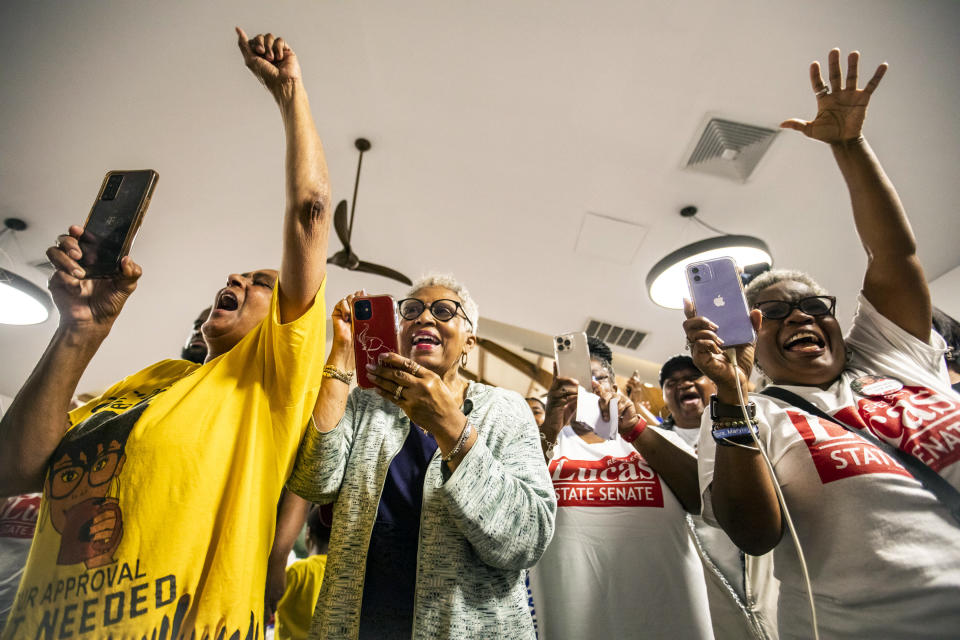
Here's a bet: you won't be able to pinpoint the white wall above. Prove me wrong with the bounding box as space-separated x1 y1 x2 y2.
931 265 960 319
0 394 12 416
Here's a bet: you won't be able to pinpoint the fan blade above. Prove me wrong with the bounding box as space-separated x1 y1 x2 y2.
354 260 413 286
327 250 351 267
333 200 351 249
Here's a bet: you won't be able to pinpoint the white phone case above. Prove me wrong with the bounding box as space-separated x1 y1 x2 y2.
554 332 593 390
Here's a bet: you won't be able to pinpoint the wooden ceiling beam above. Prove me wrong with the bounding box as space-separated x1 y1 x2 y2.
461 368 494 386
477 338 553 389
526 356 545 397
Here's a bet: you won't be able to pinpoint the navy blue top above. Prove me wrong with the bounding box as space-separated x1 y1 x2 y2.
359 424 438 639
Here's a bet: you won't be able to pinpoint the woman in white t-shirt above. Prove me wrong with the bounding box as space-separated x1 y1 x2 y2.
529 337 713 640
683 49 960 639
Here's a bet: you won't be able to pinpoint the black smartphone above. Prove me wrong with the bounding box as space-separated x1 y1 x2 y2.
79 170 159 278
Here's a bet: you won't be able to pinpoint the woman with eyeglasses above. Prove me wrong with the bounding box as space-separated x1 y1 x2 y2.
683 49 960 639
531 337 713 640
286 274 556 639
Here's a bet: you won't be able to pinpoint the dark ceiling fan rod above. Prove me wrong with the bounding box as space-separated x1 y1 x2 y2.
347 138 371 244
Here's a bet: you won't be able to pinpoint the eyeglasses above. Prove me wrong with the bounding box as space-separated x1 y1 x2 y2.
398 298 473 328
48 448 123 499
753 295 836 320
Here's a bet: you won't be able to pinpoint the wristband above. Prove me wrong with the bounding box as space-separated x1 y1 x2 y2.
712 422 759 447
621 418 648 443
710 395 755 420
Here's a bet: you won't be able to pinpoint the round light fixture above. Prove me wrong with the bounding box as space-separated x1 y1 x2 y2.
0 218 54 325
0 267 53 325
646 235 772 309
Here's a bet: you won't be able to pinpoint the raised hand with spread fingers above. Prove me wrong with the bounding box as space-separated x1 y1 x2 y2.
780 48 887 145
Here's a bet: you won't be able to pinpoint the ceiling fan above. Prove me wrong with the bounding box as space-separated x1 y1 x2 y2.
327 138 412 286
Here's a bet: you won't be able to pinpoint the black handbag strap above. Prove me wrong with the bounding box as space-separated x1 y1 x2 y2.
760 386 960 526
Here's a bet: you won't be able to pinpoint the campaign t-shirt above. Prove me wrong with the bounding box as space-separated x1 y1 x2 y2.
2 282 326 639
276 554 327 640
664 425 779 640
528 426 712 639
698 295 960 639
0 495 41 628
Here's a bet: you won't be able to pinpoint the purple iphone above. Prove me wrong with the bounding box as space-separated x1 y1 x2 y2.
686 257 756 347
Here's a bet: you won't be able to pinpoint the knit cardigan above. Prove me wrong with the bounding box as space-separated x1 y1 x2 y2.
287 381 556 639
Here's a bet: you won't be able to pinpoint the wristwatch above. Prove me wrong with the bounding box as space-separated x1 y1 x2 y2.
710 395 756 421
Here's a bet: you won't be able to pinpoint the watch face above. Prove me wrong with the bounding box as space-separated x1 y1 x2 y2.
711 396 754 420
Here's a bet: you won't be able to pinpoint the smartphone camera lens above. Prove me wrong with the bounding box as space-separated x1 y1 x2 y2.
692 267 700 273
354 300 373 321
102 175 123 201
694 275 701 281
556 337 563 344
564 339 571 346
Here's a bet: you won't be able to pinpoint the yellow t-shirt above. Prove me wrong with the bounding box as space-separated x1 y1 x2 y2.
275 554 327 640
2 282 325 639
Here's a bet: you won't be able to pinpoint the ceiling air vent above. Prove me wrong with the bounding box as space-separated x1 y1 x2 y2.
586 319 647 351
684 117 778 183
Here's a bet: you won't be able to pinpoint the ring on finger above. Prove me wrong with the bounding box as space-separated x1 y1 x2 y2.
815 86 829 97
393 384 404 401
410 363 421 376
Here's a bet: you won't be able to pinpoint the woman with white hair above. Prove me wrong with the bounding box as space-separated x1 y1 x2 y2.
683 49 960 638
287 275 556 639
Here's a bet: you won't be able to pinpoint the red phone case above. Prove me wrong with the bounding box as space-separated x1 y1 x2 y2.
352 295 400 389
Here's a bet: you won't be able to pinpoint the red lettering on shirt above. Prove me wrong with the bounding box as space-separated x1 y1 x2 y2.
549 452 664 507
832 385 960 472
0 494 41 539
786 412 912 484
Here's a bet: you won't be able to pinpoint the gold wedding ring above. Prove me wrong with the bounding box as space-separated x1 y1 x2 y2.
394 385 404 401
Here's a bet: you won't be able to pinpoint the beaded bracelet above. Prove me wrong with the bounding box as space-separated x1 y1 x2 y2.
322 366 353 384
711 418 757 429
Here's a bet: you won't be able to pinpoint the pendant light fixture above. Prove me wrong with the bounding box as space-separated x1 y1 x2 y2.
646 206 772 309
0 218 53 325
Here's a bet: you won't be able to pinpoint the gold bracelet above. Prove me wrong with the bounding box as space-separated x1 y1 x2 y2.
322 366 353 385
442 419 473 463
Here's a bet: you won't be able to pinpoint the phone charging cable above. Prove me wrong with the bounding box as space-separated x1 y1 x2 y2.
724 348 819 640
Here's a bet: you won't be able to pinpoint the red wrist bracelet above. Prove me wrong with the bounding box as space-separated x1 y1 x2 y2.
621 418 647 443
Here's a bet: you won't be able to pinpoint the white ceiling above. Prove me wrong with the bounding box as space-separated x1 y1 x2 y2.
2 0 958 399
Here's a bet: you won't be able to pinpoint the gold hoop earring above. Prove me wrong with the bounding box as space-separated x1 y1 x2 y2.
460 352 468 368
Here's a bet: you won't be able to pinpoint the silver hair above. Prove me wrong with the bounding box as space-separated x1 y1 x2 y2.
406 273 479 333
744 269 829 308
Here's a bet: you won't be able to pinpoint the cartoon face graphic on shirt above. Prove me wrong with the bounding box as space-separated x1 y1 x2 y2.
46 402 146 568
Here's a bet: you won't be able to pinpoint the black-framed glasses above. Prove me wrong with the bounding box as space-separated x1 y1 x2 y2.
398 298 473 327
753 295 836 320
48 448 123 499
